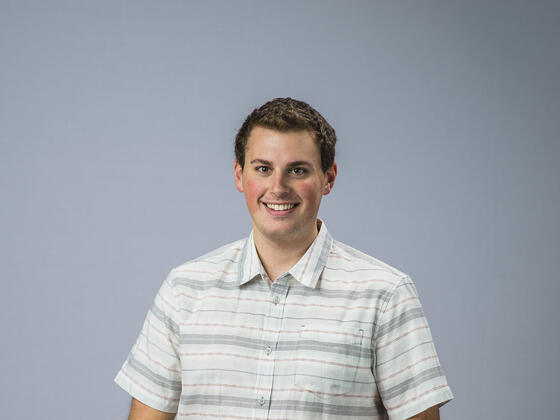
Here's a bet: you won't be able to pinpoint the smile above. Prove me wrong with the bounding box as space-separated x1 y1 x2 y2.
264 203 298 211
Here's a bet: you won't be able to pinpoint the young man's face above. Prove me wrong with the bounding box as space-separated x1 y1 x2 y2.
234 126 337 246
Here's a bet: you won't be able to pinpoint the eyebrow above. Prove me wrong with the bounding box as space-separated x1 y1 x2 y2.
250 159 273 166
287 160 313 167
249 159 313 167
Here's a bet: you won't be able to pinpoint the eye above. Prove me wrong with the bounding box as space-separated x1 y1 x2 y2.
290 167 307 175
255 166 270 174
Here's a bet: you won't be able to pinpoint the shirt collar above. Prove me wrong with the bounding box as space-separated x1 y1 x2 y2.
237 219 333 289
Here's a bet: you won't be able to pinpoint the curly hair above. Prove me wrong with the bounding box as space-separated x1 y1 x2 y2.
235 98 337 172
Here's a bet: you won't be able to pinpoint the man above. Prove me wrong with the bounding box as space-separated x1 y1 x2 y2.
115 98 453 419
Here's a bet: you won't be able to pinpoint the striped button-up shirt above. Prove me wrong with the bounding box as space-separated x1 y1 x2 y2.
115 221 453 419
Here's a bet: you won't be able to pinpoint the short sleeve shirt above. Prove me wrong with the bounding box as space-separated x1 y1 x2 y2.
114 221 453 419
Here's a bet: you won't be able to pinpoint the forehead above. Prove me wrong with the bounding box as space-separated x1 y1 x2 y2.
245 127 320 163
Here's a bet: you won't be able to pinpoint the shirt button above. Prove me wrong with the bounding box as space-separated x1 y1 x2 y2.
258 396 266 406
264 346 272 355
272 295 280 305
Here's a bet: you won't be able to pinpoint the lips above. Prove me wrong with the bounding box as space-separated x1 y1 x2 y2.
265 203 297 211
262 202 300 216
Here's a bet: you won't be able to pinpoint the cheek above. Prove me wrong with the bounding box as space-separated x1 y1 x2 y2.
297 181 323 203
243 179 264 203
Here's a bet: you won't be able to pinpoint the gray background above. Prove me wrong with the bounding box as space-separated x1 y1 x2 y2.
1 1 558 419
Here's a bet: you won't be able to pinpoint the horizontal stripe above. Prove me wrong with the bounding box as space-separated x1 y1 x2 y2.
174 277 392 300
384 296 420 313
179 352 369 370
190 257 241 265
135 346 181 374
377 355 439 383
178 413 262 419
291 285 391 300
181 383 377 399
118 369 180 402
178 291 382 311
178 395 381 416
376 307 426 339
178 307 377 325
145 317 179 347
386 384 451 411
178 414 258 419
127 354 181 391
178 334 364 357
150 302 179 335
176 268 238 276
383 366 445 400
181 367 375 385
180 323 370 339
376 326 430 350
324 265 395 273
320 277 396 286
376 340 435 366
138 332 179 359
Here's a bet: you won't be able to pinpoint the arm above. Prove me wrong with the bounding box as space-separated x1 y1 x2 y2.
128 398 176 420
408 404 440 420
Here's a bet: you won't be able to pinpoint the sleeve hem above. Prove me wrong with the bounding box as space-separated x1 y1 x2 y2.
387 387 454 420
114 370 179 414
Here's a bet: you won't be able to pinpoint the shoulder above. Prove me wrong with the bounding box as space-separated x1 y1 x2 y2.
166 238 247 283
325 238 410 293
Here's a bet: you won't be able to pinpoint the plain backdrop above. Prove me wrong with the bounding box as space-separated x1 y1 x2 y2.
1 1 559 419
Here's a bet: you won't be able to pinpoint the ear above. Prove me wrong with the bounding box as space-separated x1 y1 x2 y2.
234 159 244 193
323 162 337 196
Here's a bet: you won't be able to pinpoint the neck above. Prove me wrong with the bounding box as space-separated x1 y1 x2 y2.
253 224 318 282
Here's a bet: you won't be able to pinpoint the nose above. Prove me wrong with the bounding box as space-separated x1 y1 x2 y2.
270 170 290 196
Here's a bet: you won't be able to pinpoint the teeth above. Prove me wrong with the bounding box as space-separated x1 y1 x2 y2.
266 203 296 211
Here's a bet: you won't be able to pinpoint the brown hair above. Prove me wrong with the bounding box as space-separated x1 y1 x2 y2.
235 97 337 172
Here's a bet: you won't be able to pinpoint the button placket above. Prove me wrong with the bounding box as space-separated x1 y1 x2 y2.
253 277 289 416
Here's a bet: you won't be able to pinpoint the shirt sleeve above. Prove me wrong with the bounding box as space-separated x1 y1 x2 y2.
114 272 182 413
373 276 453 420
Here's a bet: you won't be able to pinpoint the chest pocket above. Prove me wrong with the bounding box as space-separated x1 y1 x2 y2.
294 324 364 396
